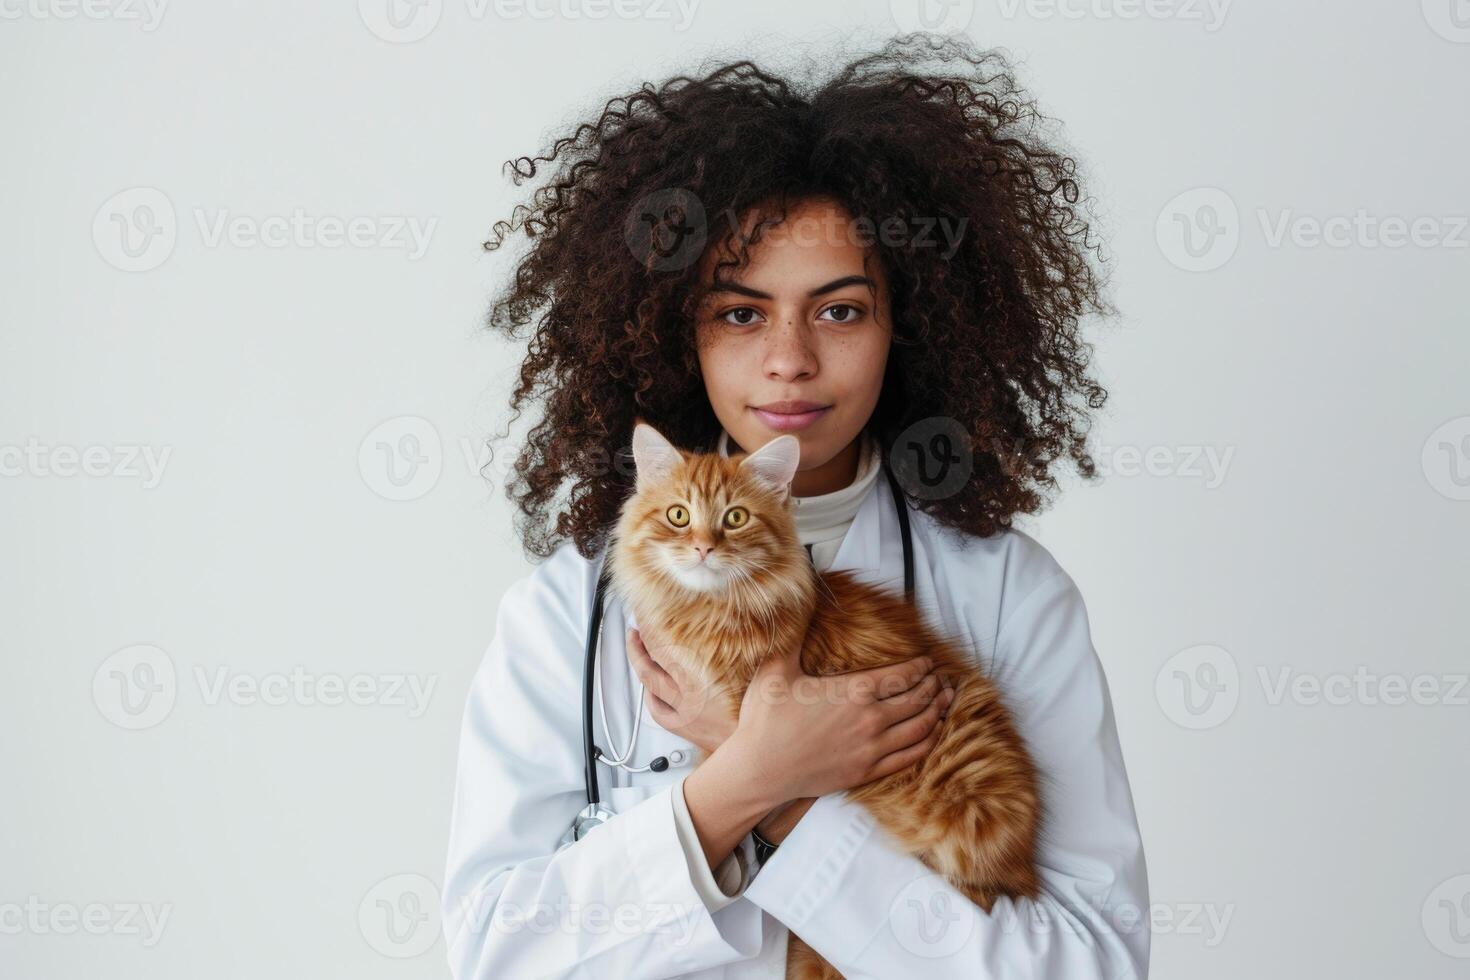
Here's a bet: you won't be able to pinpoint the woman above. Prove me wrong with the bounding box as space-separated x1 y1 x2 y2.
442 34 1149 979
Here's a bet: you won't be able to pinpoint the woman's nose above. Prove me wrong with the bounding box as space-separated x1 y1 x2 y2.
762 318 818 379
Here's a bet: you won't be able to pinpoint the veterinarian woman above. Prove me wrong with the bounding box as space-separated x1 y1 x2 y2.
441 37 1149 979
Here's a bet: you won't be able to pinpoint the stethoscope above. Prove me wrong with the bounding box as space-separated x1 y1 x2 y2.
565 459 915 842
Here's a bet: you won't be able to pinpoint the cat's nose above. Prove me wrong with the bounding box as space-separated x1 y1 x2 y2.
693 544 714 561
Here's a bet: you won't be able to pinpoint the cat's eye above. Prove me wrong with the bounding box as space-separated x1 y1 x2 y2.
666 505 690 527
723 506 749 529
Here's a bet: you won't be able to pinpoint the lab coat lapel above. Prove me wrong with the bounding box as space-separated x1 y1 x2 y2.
824 471 906 594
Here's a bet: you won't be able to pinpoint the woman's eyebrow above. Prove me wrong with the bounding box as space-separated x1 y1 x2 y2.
708 274 875 300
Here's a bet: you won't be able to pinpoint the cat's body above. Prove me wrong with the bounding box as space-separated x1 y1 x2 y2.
609 424 1041 980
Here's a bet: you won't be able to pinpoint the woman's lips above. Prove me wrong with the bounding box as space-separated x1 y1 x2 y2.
749 405 831 431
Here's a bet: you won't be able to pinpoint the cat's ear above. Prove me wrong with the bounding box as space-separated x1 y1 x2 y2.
738 434 801 499
630 422 685 491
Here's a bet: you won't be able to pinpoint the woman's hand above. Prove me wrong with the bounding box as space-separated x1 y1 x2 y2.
725 642 955 810
627 624 737 758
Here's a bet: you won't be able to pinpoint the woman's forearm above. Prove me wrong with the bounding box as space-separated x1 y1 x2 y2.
681 738 786 872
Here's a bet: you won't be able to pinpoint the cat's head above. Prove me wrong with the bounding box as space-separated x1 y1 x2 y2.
609 421 808 599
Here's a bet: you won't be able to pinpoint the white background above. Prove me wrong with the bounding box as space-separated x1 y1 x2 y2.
3 2 1467 978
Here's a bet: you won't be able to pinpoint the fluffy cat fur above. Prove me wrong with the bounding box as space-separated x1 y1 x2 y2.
606 422 1042 980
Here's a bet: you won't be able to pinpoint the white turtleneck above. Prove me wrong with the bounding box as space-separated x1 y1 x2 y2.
671 425 884 911
716 427 881 572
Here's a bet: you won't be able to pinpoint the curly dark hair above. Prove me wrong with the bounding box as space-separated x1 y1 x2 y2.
481 32 1114 561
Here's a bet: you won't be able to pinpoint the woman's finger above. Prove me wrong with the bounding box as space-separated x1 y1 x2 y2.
644 688 676 725
628 629 677 701
851 654 932 703
878 672 943 723
867 723 944 783
876 685 952 756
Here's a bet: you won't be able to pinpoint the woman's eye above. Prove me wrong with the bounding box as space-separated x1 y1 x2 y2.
666 505 689 527
720 307 762 327
820 303 863 324
723 506 749 529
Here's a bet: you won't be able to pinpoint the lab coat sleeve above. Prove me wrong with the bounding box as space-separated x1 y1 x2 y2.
440 554 767 979
670 774 760 912
741 569 1151 979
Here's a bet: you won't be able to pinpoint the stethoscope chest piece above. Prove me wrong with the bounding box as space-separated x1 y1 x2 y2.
569 801 616 842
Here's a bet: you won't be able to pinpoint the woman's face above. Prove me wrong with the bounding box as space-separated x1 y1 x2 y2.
694 197 893 497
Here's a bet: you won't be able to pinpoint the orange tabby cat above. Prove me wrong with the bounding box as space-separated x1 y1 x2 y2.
607 422 1041 980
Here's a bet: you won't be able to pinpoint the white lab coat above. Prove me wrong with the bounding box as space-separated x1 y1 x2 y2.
441 474 1150 979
